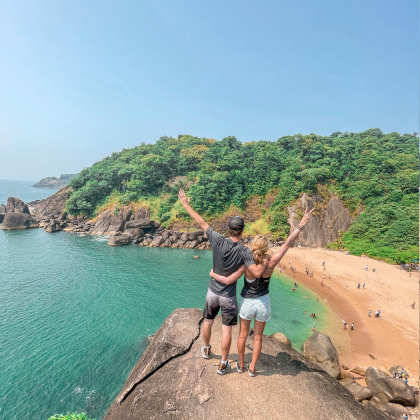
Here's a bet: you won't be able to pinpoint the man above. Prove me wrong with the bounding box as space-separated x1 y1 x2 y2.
178 190 266 375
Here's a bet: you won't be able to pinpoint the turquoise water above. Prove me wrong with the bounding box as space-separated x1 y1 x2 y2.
0 179 57 205
0 180 327 420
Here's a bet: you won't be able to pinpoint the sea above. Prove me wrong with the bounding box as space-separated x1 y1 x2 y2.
0 179 332 420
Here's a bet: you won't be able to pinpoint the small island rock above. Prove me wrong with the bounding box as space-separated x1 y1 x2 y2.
1 212 38 230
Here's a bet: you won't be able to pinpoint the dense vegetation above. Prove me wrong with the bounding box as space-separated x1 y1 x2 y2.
66 129 419 263
48 413 94 420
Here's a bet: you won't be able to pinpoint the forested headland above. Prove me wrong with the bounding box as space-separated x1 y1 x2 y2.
65 129 419 264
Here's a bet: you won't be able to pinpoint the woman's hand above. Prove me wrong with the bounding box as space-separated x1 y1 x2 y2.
298 207 315 229
210 269 214 277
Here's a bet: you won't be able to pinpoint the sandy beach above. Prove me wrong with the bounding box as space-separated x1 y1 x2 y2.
272 247 419 386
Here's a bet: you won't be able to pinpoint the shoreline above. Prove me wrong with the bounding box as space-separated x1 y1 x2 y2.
271 246 419 386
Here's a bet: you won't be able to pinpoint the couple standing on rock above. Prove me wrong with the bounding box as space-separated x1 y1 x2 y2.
178 190 314 376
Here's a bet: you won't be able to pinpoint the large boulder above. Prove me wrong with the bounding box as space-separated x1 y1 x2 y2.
389 365 409 378
108 233 132 246
367 377 416 406
271 332 291 346
365 367 391 385
45 221 63 233
150 236 163 247
303 331 340 379
342 380 373 402
5 197 30 214
104 310 389 420
114 308 203 404
125 219 154 229
351 366 366 376
125 228 144 240
1 212 38 230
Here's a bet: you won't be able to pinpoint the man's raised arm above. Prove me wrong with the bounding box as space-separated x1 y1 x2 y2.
178 190 209 232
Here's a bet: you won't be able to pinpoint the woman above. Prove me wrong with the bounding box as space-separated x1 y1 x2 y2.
210 207 313 376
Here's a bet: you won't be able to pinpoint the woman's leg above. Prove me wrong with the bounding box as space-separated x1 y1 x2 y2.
248 320 266 372
237 317 251 369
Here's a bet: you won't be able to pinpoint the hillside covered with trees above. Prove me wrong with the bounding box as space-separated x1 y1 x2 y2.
66 129 419 264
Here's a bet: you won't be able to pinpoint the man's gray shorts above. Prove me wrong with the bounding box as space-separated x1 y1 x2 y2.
203 289 238 326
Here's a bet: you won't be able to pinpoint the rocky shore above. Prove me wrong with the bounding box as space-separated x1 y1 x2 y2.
1 186 357 252
0 188 286 249
104 308 418 419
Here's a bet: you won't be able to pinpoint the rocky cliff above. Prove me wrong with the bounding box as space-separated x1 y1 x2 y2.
287 193 354 248
104 309 393 420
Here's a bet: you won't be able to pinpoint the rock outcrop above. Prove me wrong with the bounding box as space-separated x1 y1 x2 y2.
0 204 6 222
108 233 132 246
27 187 70 219
287 193 353 248
5 197 30 214
1 212 38 230
302 331 341 379
271 332 291 346
1 197 38 230
104 309 388 420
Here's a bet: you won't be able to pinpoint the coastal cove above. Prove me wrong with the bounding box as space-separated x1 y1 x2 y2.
0 184 334 420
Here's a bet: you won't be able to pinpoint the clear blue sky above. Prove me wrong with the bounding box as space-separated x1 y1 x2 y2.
0 0 418 181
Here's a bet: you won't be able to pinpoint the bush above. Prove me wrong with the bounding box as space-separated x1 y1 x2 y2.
48 413 95 420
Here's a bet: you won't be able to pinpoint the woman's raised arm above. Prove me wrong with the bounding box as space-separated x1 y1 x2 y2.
268 207 314 269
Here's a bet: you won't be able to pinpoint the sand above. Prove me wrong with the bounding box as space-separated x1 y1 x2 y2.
271 247 419 386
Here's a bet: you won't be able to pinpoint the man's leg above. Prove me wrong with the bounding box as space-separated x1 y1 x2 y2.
202 289 220 357
249 320 266 372
237 318 251 369
202 318 214 347
221 324 232 361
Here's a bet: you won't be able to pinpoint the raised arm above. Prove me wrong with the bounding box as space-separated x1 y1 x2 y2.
268 207 314 269
210 265 246 285
178 190 209 232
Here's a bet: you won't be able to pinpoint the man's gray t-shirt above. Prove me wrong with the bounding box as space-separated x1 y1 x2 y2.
206 227 255 298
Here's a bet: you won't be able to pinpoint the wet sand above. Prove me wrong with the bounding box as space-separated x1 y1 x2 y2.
271 247 419 386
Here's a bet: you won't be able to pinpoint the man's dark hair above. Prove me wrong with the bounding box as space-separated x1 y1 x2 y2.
228 228 243 238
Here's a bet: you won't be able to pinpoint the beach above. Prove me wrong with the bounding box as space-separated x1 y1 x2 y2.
272 247 419 386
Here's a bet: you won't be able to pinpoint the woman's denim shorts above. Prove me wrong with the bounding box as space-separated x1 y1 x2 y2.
239 294 271 322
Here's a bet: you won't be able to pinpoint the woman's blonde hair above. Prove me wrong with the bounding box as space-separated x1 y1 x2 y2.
250 235 269 265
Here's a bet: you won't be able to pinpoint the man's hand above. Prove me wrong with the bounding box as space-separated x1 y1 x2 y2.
178 190 190 207
177 189 209 232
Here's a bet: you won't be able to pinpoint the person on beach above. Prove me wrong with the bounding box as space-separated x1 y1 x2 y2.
411 302 415 309
368 309 372 317
343 322 347 330
357 283 361 289
210 207 314 377
328 283 331 289
178 190 267 375
365 265 368 271
363 282 365 289
351 323 354 330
